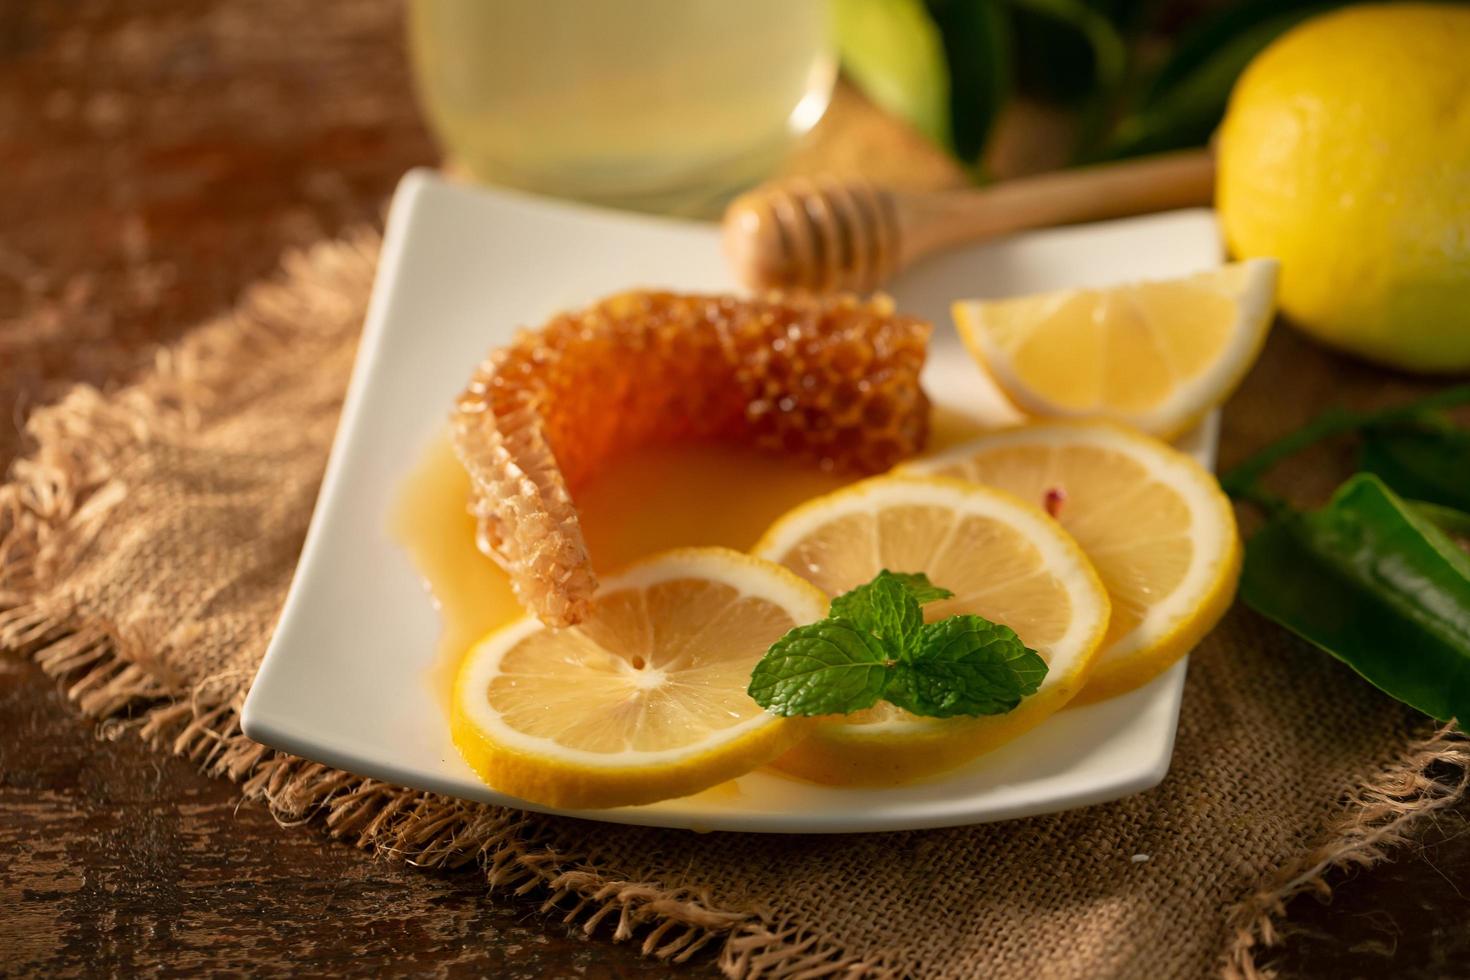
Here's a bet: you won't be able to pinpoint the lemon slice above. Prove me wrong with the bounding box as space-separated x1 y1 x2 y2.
451 547 828 809
954 260 1278 438
754 476 1110 786
904 421 1239 703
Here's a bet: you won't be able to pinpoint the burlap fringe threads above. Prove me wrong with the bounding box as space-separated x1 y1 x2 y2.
2 230 1465 979
0 230 896 980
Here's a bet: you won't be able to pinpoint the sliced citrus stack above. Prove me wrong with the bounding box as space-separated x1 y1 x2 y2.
953 260 1278 438
904 421 1239 703
753 476 1110 785
451 547 828 809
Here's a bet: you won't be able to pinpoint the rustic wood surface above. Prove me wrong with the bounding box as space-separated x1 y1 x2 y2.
2 3 1467 977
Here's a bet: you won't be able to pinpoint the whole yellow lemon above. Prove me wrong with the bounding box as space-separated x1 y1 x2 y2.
1216 3 1470 372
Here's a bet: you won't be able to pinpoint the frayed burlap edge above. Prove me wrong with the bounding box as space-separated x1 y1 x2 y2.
0 230 898 980
1221 722 1469 978
2 229 1465 979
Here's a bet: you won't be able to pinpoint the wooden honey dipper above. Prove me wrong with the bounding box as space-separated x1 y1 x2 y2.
723 149 1215 293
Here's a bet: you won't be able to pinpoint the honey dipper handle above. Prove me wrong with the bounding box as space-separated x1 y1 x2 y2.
900 149 1216 262
722 150 1216 293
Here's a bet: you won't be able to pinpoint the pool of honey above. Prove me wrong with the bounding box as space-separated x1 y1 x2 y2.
392 408 984 708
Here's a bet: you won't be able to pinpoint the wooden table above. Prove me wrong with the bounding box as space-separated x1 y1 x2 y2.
3 3 1467 976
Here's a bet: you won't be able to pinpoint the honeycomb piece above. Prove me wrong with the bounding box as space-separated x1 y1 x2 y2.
452 290 932 626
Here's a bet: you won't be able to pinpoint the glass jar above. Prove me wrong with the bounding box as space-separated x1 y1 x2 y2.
408 0 835 216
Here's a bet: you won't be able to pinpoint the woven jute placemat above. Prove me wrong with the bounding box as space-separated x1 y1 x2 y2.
2 229 1466 979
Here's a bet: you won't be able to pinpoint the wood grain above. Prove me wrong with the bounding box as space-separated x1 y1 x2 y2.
0 1 688 975
2 2 1469 978
0 657 677 978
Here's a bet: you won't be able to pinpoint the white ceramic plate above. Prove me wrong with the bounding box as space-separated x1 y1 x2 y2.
241 170 1222 833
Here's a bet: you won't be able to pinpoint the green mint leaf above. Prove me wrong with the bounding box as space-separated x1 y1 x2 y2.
748 570 1049 720
885 571 955 606
829 571 924 655
890 615 1048 718
747 618 890 716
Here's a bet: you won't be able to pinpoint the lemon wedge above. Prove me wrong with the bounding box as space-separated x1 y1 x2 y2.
904 421 1239 703
754 476 1110 786
451 547 827 809
954 260 1278 438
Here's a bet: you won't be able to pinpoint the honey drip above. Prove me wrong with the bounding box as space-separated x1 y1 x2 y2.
397 407 985 708
451 290 932 627
395 432 853 707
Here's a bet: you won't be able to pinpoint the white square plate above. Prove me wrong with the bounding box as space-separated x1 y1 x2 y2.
242 170 1221 833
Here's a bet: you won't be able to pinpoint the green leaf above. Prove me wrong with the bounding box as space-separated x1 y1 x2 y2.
1360 420 1470 513
926 0 1012 163
886 570 956 606
1405 505 1470 558
748 569 1050 720
921 615 1048 695
1411 501 1470 553
747 619 891 716
1006 0 1126 101
834 0 952 149
1079 0 1154 36
1239 473 1470 722
1104 0 1332 159
829 571 925 653
1220 385 1470 505
888 615 1048 717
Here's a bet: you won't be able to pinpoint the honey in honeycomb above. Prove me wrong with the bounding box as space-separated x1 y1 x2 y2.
452 290 932 626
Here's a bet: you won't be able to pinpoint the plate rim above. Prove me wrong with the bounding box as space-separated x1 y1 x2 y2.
242 170 1212 833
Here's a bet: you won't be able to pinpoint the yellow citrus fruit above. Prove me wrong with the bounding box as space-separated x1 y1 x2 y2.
1217 3 1470 372
451 547 827 809
953 261 1278 439
754 476 1110 786
903 421 1239 703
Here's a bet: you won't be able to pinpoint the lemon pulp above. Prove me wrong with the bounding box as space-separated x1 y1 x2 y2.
393 433 854 706
451 548 828 808
905 421 1239 701
954 261 1277 438
754 475 1111 785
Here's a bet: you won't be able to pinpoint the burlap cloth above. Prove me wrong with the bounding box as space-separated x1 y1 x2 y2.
2 229 1466 979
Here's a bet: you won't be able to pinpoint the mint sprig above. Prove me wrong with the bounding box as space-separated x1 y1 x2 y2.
748 570 1047 718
